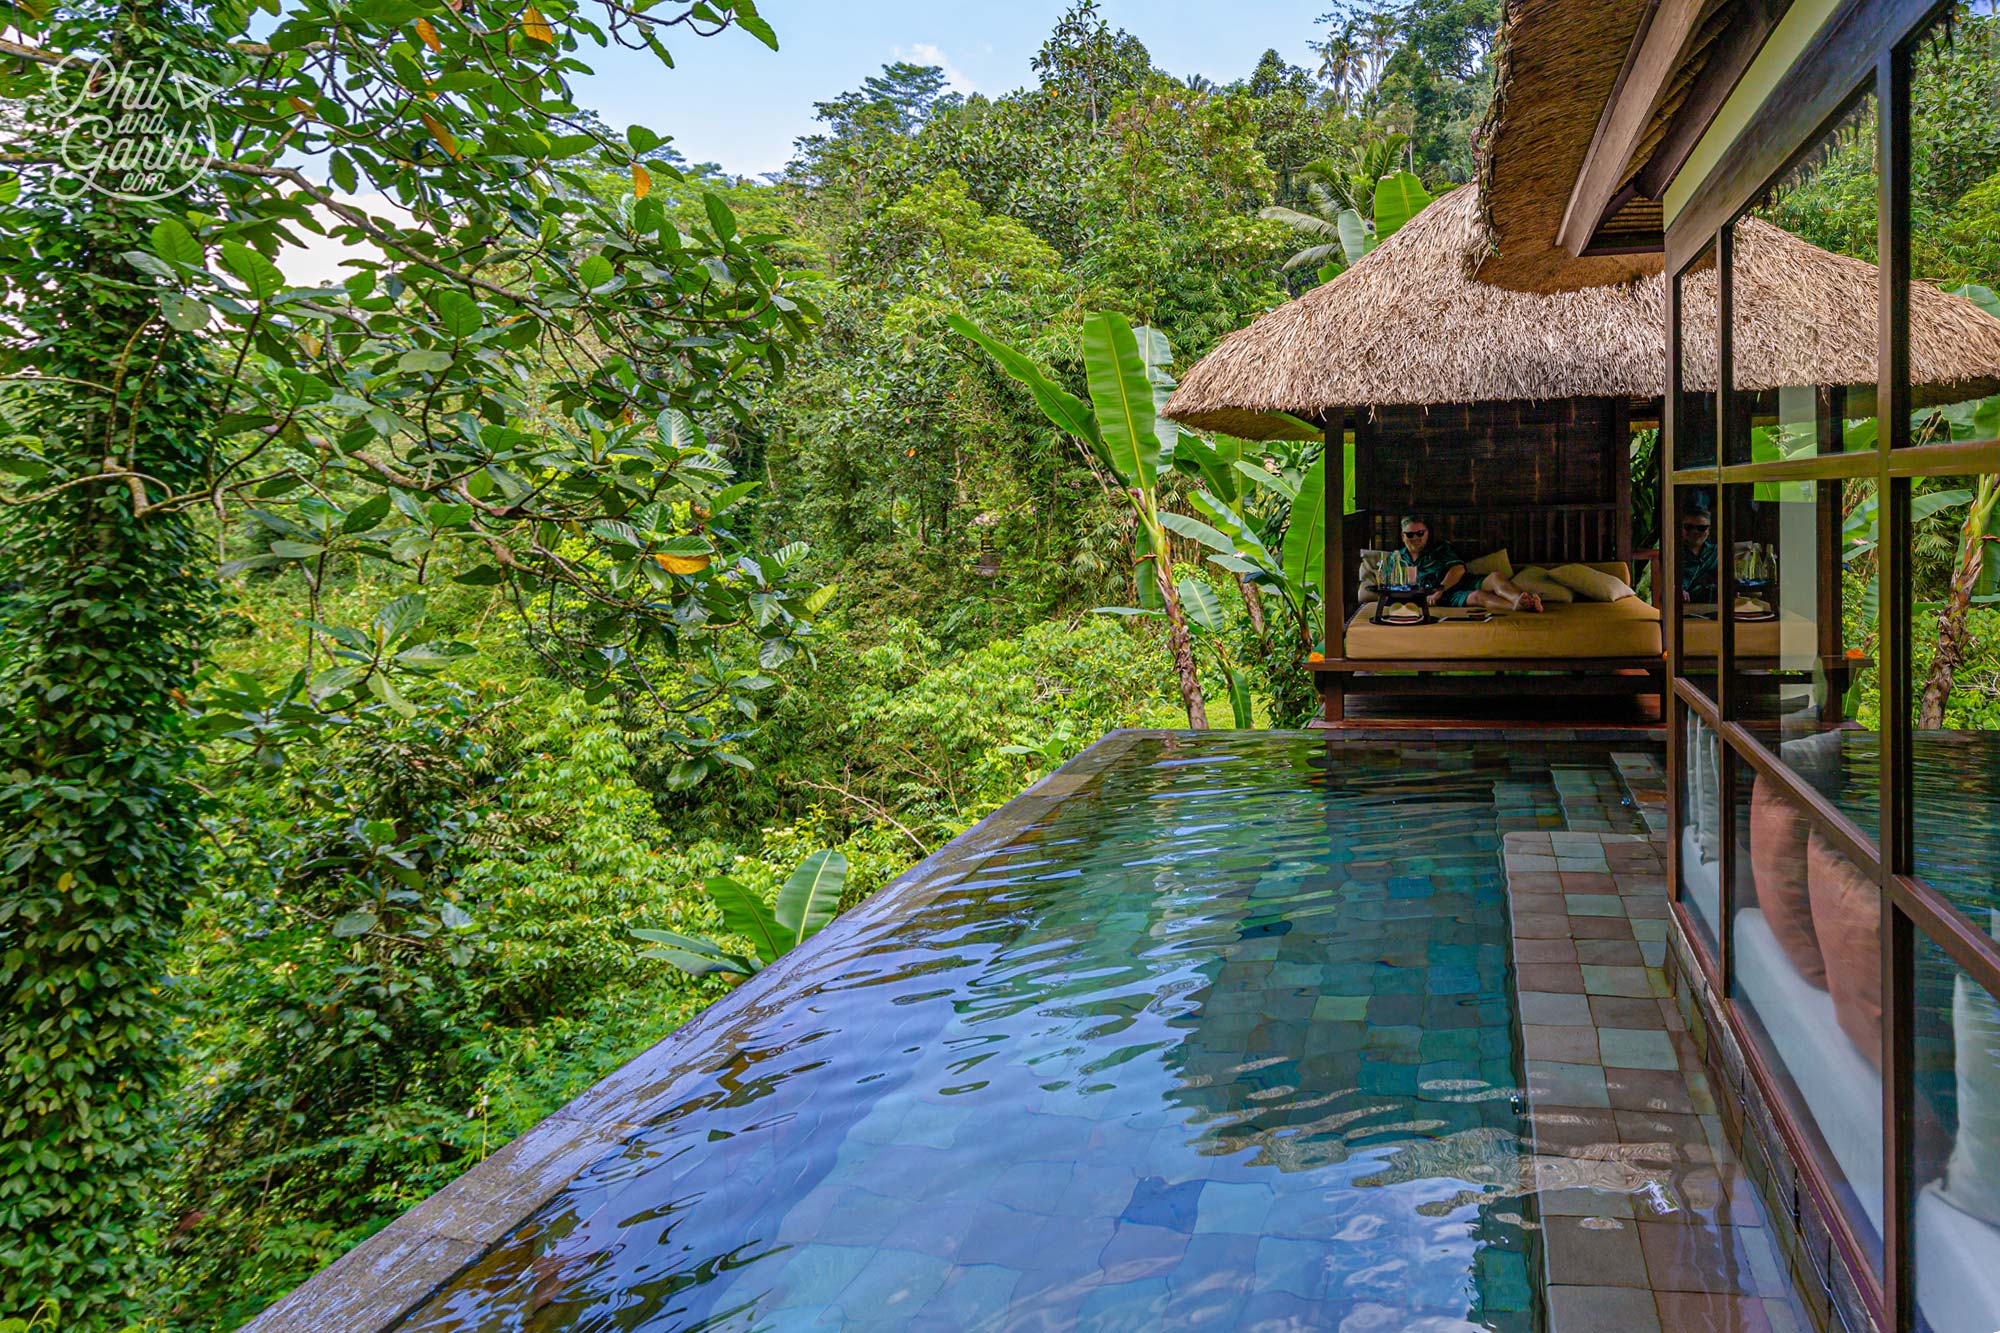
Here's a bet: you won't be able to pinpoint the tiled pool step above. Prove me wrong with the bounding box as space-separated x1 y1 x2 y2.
1505 820 1819 1332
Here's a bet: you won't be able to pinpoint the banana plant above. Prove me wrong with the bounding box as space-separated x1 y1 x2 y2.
1178 576 1254 727
1261 169 1434 283
951 311 1211 728
634 850 847 978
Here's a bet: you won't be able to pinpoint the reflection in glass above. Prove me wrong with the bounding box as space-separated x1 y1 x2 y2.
1675 244 1719 470
1675 484 1721 685
1724 481 1871 750
1912 934 2000 1333
1728 756 1885 1275
1730 95 1879 467
1679 706 1723 954
1906 2 2000 453
1906 474 2000 935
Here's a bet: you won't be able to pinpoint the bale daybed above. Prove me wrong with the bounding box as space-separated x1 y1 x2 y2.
1163 183 2000 722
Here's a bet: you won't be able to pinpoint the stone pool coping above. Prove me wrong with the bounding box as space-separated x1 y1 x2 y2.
242 730 1166 1333
1510 753 1815 1333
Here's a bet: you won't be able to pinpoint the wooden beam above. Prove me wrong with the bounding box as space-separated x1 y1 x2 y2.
1559 0 1707 257
1637 0 1792 203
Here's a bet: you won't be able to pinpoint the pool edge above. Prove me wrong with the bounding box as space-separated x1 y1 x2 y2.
237 729 1156 1333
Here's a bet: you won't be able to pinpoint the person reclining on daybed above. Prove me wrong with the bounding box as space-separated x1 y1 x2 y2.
1394 514 1545 612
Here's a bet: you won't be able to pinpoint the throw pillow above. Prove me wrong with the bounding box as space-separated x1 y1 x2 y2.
1749 776 1826 987
1510 566 1576 604
1549 562 1637 602
1807 830 1882 1068
1465 548 1513 580
1585 561 1633 586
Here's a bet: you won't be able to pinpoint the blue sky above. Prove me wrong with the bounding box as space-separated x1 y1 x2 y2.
572 2 1331 179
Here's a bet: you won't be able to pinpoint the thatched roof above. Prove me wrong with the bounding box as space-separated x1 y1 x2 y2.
1474 0 1661 293
1163 186 2000 440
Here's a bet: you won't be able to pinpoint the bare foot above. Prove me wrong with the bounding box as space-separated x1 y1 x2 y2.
1513 592 1544 613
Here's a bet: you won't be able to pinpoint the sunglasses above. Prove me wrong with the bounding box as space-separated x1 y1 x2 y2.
1402 529 1427 538
1681 522 1711 531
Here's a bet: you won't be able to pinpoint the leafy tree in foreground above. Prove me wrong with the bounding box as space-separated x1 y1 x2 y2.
0 0 815 1320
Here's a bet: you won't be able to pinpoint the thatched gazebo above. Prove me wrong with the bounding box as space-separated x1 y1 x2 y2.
1163 183 2000 723
1167 186 2000 438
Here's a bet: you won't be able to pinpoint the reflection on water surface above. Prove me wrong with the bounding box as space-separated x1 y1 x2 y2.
398 736 1644 1331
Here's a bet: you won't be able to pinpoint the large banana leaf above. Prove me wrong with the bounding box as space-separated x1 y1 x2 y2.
775 849 847 946
1190 491 1277 570
1134 524 1166 611
1224 665 1253 729
1135 324 1180 464
1336 209 1372 265
1372 171 1433 243
1177 577 1226 634
1082 312 1160 491
1282 454 1327 604
1158 509 1240 555
948 313 1108 471
1172 435 1243 503
632 928 754 976
703 875 788 965
1235 459 1298 503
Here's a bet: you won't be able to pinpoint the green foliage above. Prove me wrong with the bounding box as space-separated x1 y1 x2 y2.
0 0 816 1321
635 849 848 975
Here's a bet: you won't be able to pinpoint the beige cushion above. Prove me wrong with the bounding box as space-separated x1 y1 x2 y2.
1465 548 1512 580
1510 566 1576 604
1585 560 1633 586
1549 562 1636 602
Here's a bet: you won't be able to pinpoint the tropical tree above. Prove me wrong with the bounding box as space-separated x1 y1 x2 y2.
0 0 813 1319
1261 165 1434 281
952 311 1212 726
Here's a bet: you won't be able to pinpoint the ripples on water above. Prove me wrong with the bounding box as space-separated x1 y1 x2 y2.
396 736 1641 1331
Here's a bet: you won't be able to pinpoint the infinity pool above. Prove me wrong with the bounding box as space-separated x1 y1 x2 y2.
393 734 1647 1331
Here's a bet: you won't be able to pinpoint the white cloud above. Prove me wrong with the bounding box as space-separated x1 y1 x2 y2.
896 42 977 97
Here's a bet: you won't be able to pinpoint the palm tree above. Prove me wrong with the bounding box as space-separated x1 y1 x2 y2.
1260 136 1413 281
1256 137 1432 280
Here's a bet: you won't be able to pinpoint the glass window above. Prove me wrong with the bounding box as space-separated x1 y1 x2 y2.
1730 94 1881 466
1723 480 1872 751
1679 704 1724 954
1728 757 1886 1274
1676 243 1719 471
1911 933 2000 1333
1905 2 2000 453
1906 472 2000 926
1675 483 1721 687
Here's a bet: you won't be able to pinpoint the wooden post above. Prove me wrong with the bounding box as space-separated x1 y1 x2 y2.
1817 385 1848 723
1612 396 1634 564
1323 409 1348 724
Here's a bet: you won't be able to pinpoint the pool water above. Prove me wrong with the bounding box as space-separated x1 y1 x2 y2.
395 735 1647 1332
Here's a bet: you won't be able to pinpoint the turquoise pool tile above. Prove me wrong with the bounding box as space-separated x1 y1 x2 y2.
1311 995 1368 1022
770 1243 877 1309
1192 1180 1275 1235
